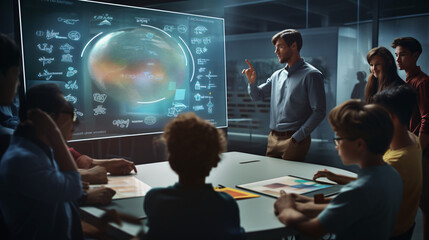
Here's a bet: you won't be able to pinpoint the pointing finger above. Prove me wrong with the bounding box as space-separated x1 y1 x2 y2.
245 59 254 69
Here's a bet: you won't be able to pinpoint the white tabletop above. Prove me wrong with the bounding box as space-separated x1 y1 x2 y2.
82 151 357 239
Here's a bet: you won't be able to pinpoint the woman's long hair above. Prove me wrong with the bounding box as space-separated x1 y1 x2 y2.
365 47 403 103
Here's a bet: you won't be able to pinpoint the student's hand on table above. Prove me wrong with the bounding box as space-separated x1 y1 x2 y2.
104 158 137 175
85 187 116 205
80 166 108 184
242 59 257 84
289 193 312 203
82 181 90 190
313 169 338 182
274 190 296 216
313 169 354 185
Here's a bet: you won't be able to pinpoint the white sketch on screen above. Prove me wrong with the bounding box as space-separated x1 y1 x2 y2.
206 71 218 80
202 37 211 45
37 69 63 80
144 116 157 125
135 17 150 24
61 54 73 63
35 31 45 37
66 67 78 77
93 105 106 115
167 102 188 117
207 97 214 114
191 38 201 44
37 43 53 54
59 43 75 53
68 31 81 41
197 59 210 65
194 93 201 101
163 25 175 32
195 81 201 90
194 26 208 35
94 13 113 26
112 119 129 128
38 57 54 66
57 17 79 25
98 19 111 26
93 93 107 103
65 80 78 90
177 25 187 33
192 105 204 111
46 30 67 40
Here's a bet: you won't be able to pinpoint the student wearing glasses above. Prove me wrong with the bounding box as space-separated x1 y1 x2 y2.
274 99 402 240
313 86 422 240
0 84 84 239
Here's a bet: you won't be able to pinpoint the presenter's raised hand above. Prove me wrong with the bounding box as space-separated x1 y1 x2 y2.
241 59 257 84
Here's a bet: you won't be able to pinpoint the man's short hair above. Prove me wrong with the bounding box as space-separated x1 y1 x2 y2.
391 37 422 56
328 100 393 155
272 29 303 51
163 112 226 180
0 33 20 76
372 85 417 126
19 83 66 121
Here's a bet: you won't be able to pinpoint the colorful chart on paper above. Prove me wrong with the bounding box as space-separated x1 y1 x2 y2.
237 175 333 198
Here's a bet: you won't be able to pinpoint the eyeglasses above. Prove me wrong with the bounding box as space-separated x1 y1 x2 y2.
62 111 77 123
333 137 345 146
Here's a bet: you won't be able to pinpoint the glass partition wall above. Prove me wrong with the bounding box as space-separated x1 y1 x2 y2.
225 0 429 174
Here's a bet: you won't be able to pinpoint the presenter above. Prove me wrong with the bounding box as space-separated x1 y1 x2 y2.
242 29 326 161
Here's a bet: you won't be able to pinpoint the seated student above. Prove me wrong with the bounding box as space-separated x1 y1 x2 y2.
143 112 244 240
18 83 137 184
20 84 117 206
274 100 403 240
0 33 20 151
314 86 422 240
0 97 83 239
0 32 20 240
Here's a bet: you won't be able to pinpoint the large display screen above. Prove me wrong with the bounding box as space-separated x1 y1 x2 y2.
17 0 227 141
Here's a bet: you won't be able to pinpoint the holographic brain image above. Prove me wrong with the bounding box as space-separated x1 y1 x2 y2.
88 27 188 105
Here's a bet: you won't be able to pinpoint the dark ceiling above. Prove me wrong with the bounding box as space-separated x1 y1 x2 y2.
1 0 428 35
90 0 429 35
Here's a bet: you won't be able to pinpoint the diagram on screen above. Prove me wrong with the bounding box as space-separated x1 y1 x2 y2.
19 0 227 141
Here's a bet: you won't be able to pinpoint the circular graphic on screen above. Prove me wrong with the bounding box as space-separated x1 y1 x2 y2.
88 27 187 104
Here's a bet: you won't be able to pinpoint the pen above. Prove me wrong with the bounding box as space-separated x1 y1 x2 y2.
239 160 260 164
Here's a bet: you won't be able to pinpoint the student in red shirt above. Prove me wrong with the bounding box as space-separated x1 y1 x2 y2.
392 36 429 239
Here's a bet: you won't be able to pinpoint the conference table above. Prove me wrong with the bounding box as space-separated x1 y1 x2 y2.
80 151 357 239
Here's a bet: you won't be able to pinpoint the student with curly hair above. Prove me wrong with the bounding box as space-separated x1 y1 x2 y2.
144 112 244 240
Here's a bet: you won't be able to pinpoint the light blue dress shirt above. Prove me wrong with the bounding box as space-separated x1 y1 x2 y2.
248 58 326 142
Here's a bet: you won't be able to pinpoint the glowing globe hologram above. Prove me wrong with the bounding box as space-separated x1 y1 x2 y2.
88 27 188 105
